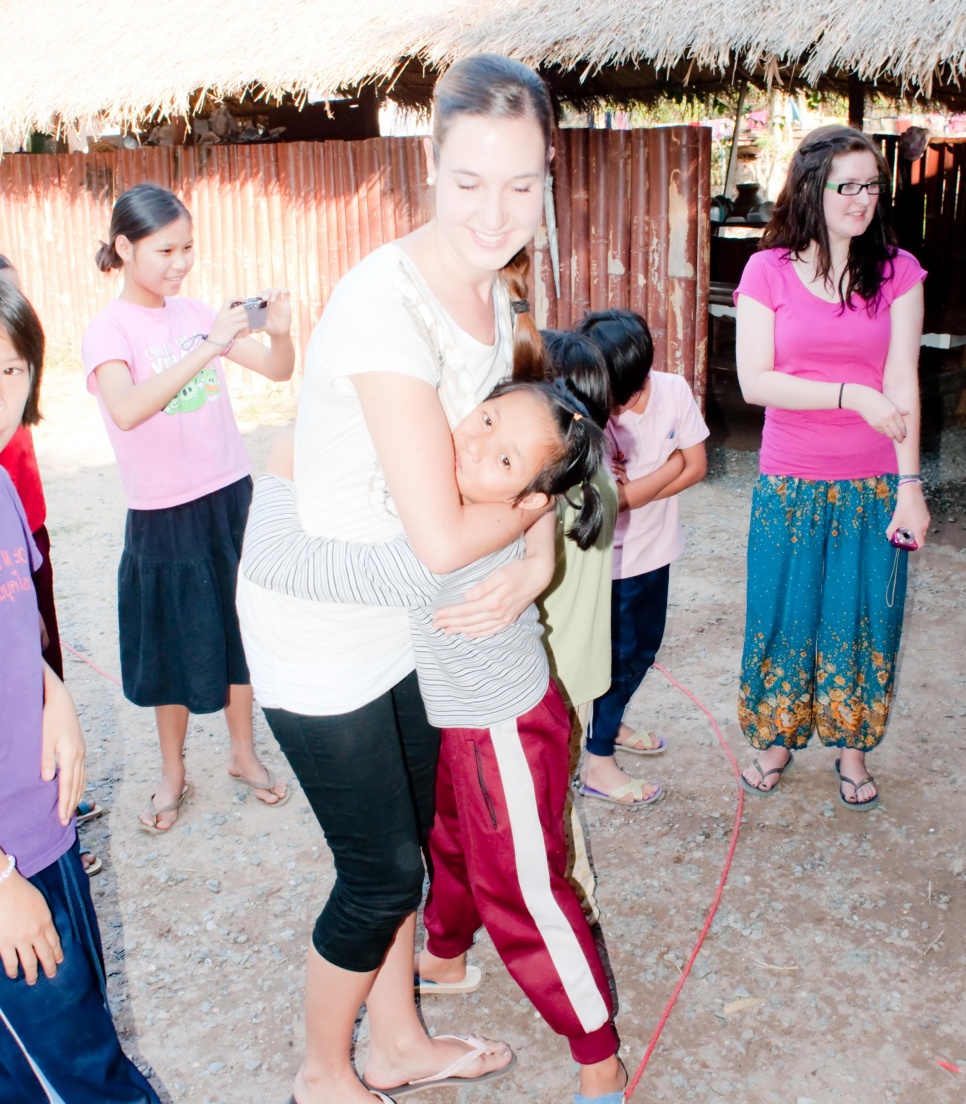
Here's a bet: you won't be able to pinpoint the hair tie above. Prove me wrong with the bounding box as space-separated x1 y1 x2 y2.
550 376 590 419
511 299 530 315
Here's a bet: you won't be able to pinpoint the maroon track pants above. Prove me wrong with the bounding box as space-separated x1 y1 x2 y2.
423 680 618 1065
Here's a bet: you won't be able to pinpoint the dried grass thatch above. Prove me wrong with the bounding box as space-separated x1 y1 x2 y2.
1 0 964 142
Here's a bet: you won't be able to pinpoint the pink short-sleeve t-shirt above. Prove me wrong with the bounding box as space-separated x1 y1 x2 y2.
735 248 926 480
82 297 251 510
608 370 709 579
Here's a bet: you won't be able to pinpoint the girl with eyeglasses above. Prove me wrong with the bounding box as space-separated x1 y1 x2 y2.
733 125 929 808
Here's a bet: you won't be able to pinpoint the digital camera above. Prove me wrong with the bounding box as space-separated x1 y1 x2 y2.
889 527 918 551
231 296 269 331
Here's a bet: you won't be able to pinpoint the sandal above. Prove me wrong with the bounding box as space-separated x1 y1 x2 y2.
139 782 194 834
368 1035 516 1097
615 730 668 756
578 779 664 808
835 758 879 811
229 769 291 807
75 800 104 824
415 963 482 995
80 849 102 877
739 751 794 797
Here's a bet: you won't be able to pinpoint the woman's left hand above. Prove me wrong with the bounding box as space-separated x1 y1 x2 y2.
887 481 930 549
259 288 292 336
434 555 550 639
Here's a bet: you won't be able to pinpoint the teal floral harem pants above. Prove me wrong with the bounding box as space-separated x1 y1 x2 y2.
739 474 907 751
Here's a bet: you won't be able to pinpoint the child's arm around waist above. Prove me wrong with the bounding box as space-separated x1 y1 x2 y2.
651 441 707 502
242 474 441 608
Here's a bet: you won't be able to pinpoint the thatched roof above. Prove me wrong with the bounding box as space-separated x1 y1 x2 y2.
2 0 965 142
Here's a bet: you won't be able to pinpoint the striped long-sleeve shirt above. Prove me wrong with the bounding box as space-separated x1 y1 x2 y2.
241 475 549 728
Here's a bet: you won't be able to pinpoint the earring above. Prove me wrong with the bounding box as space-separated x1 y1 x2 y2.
427 175 436 186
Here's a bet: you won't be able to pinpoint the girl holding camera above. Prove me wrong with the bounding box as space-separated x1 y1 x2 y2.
735 126 929 808
82 183 295 832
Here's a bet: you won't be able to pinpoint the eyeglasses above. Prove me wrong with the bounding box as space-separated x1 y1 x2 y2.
824 180 885 196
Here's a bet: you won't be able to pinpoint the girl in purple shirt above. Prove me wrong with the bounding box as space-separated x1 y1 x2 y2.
734 125 929 809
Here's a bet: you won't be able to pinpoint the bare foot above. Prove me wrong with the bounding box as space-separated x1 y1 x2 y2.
293 1062 380 1104
365 1033 514 1094
415 948 468 985
227 755 289 805
580 753 661 805
837 748 877 804
579 1053 626 1099
741 745 792 793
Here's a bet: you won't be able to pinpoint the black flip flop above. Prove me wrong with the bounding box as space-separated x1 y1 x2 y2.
739 751 794 796
835 758 879 811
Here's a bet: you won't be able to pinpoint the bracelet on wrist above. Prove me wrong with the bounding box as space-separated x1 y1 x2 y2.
838 382 846 409
0 853 16 885
203 335 231 349
897 477 923 487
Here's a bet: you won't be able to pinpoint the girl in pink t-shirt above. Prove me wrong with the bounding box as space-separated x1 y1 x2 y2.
735 126 930 810
82 184 295 833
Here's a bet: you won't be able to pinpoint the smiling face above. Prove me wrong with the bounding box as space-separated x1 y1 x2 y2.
0 328 31 451
452 388 559 505
117 215 194 307
427 112 548 277
822 149 881 247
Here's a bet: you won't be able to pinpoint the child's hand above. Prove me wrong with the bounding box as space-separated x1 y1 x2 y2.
209 298 254 345
0 870 63 983
611 457 628 484
41 664 86 826
259 289 292 337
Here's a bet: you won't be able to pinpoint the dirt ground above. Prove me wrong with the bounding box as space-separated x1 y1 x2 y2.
34 358 966 1104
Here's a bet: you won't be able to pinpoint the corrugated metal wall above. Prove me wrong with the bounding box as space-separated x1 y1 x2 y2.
0 127 709 402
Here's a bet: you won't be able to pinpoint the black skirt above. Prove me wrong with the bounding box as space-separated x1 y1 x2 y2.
118 476 252 712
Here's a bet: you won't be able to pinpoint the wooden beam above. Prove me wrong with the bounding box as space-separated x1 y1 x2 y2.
848 75 865 129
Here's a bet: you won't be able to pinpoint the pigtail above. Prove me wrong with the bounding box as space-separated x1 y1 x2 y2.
501 248 545 382
565 475 604 551
95 240 123 272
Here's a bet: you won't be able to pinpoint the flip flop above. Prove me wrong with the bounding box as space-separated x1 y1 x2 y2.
139 782 194 834
574 1093 626 1104
75 800 104 824
835 758 879 811
739 751 794 797
415 963 482 995
229 769 291 807
80 849 102 876
368 1035 516 1097
614 730 668 756
288 1095 395 1103
578 779 664 808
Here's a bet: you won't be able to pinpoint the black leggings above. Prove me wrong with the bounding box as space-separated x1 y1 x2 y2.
263 672 439 972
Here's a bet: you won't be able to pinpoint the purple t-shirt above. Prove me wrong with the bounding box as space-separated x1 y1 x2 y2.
82 297 251 510
735 248 926 480
0 470 74 878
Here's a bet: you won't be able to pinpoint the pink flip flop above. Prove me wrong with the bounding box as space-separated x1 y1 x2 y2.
368 1035 516 1097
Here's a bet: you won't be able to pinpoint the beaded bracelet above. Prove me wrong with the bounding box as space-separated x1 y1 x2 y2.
0 853 16 885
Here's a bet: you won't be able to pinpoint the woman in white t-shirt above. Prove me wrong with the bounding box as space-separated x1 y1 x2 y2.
236 56 584 1104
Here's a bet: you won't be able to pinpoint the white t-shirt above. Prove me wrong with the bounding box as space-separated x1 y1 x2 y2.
607 371 709 579
237 244 513 714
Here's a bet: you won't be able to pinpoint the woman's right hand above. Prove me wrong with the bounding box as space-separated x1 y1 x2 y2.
0 870 63 984
845 384 909 441
208 298 253 347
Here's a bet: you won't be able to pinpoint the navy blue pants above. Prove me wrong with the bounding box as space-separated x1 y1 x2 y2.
587 565 670 758
0 841 160 1103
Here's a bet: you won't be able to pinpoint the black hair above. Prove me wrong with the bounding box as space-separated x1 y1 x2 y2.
761 124 896 311
540 329 612 428
485 379 605 550
432 54 555 383
577 309 654 409
95 183 191 272
0 281 45 426
0 254 14 270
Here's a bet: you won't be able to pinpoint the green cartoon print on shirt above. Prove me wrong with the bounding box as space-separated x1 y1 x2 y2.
150 334 223 416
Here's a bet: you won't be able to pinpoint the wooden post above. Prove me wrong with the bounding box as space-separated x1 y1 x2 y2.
724 81 748 199
848 75 865 130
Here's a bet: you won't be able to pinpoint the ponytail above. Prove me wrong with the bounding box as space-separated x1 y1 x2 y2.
501 248 545 382
564 477 604 551
96 240 123 272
